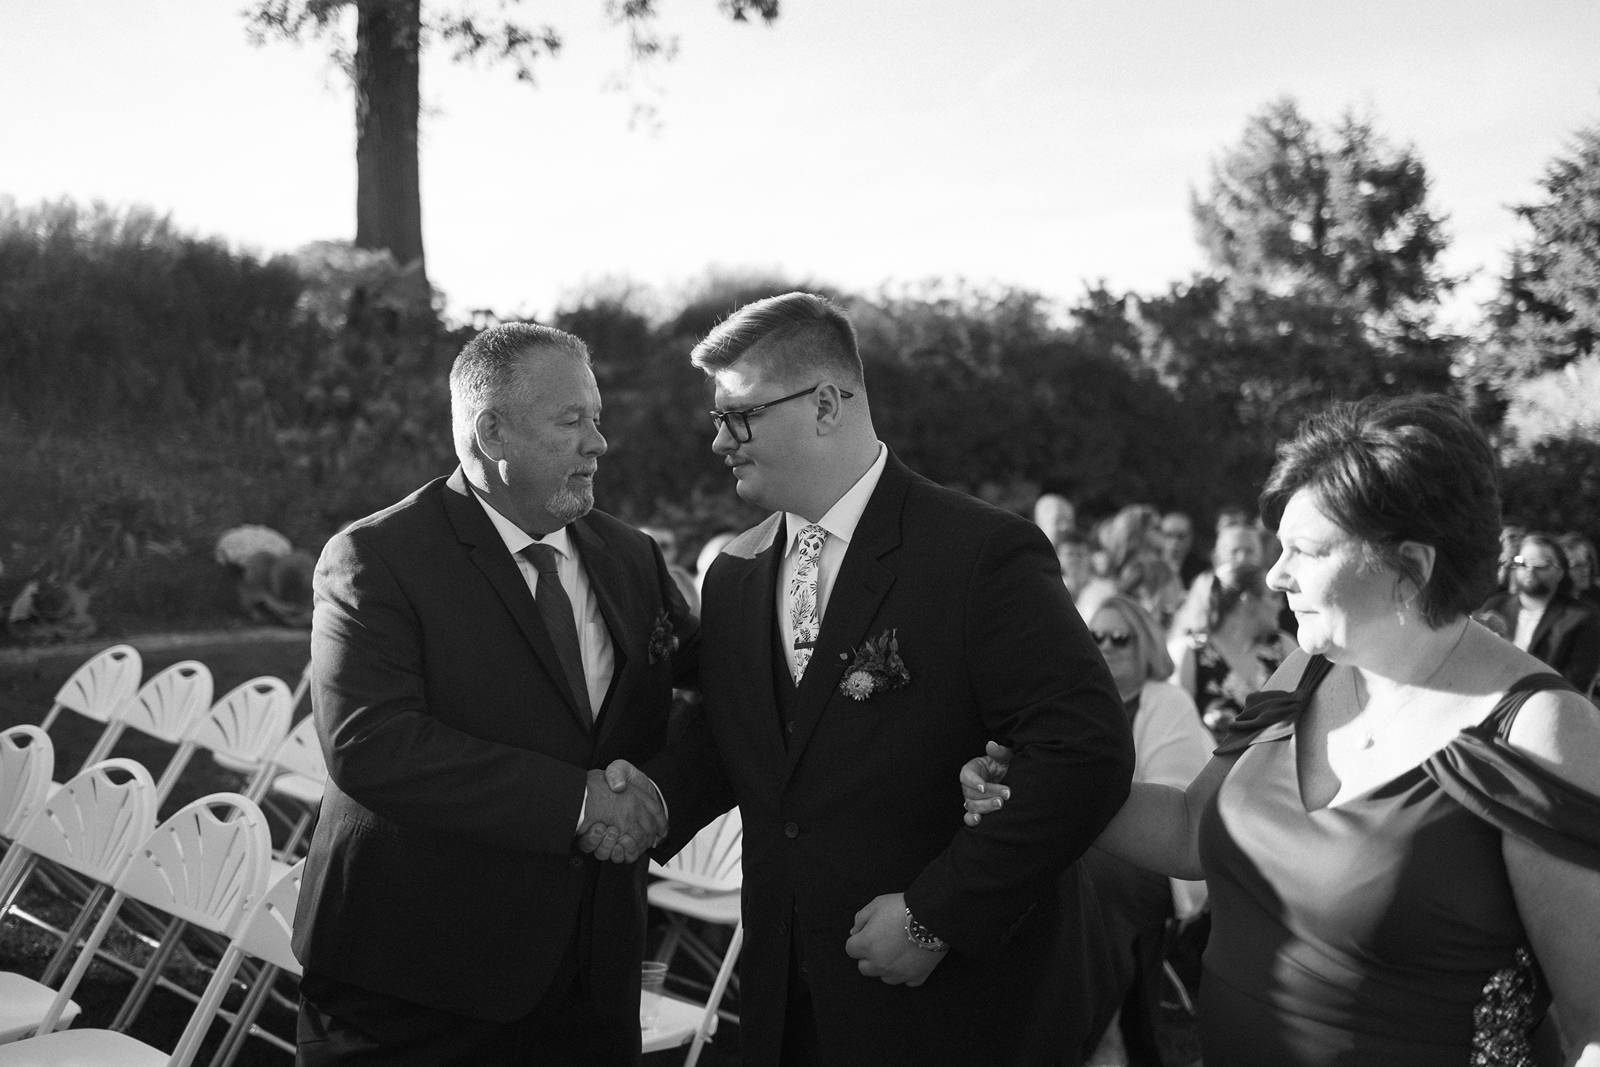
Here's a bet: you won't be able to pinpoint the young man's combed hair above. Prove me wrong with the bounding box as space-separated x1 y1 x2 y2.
690 291 865 389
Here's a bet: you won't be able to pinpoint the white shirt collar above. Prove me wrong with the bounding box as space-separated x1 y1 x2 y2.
471 486 575 561
784 443 887 558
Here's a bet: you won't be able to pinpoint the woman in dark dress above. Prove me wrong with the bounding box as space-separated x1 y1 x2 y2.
965 395 1600 1066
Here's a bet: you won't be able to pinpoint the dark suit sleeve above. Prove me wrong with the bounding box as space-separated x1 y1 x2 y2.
904 520 1135 961
311 529 590 856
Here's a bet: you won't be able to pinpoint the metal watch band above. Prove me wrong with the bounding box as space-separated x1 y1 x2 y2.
903 906 947 951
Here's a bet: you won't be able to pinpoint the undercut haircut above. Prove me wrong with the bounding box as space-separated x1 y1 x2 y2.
1259 394 1501 629
450 322 590 464
690 292 864 390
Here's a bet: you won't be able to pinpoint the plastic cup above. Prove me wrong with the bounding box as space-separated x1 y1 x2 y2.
640 961 668 1029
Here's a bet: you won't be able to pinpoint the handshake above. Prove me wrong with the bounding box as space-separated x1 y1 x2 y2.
576 760 667 864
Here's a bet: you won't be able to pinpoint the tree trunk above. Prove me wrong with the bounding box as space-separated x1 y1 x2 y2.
354 0 425 281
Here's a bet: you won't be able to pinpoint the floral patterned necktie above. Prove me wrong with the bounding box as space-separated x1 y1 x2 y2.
789 524 828 683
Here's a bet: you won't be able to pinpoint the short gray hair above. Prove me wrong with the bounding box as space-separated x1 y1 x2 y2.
450 323 590 464
690 292 863 389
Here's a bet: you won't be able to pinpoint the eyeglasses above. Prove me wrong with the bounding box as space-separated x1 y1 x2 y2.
708 384 855 444
1090 630 1133 649
1512 556 1559 574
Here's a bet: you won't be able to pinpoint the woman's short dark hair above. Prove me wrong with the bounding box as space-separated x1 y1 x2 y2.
1259 394 1500 628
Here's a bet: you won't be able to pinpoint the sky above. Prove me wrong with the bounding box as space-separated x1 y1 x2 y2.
3 0 1598 329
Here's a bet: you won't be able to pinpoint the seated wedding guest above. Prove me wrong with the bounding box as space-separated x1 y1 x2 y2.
1158 511 1207 588
1170 521 1266 645
1034 492 1079 553
965 394 1600 1067
1560 531 1600 615
1100 505 1185 631
1497 522 1527 590
1079 595 1212 1067
1170 564 1291 738
1065 529 1119 621
1480 532 1600 692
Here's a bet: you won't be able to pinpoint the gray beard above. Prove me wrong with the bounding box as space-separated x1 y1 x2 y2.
546 484 594 524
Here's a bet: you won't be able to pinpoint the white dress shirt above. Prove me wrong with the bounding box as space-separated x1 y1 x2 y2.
1512 600 1547 652
472 490 615 715
777 443 888 678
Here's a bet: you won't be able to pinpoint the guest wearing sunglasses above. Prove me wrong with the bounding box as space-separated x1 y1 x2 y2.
1480 532 1600 691
1081 595 1212 1067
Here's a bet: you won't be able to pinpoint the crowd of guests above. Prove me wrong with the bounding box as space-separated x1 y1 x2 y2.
625 414 1600 1067
963 396 1600 1067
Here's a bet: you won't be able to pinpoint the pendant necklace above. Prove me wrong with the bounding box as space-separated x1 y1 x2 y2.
1354 621 1470 750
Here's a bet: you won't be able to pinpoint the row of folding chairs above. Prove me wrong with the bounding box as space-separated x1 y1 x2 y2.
0 730 304 1066
34 645 326 845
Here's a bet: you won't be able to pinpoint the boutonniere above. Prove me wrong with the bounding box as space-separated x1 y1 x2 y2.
648 609 680 664
838 628 911 701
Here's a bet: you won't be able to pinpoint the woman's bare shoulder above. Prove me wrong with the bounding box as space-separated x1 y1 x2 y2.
1505 687 1600 796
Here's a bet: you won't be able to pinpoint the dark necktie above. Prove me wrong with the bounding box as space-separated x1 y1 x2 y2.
521 543 593 729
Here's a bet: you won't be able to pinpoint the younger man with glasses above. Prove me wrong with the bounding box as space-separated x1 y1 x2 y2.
588 291 1134 1066
1479 531 1600 691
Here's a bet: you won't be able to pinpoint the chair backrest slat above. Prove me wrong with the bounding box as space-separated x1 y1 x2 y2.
651 807 743 893
189 676 294 765
49 644 142 724
117 792 271 936
14 758 159 883
0 725 54 839
269 714 328 782
115 660 214 745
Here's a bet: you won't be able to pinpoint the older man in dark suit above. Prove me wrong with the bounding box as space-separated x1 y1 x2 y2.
292 323 696 1066
593 293 1134 1065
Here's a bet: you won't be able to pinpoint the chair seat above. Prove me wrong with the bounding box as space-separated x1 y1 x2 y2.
647 881 741 925
0 974 80 1044
641 992 717 1054
271 773 324 805
0 1027 165 1065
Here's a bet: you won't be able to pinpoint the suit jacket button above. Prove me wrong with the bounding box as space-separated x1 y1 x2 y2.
778 920 788 937
784 822 799 838
787 720 795 734
570 856 584 869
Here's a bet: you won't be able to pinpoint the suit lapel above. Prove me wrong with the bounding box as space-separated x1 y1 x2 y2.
736 515 789 768
1528 599 1566 662
569 517 632 749
442 469 591 736
782 456 910 783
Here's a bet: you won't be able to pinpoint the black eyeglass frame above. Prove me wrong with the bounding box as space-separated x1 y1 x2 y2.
708 384 856 444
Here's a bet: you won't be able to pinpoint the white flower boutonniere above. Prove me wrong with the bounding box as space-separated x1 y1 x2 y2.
838 628 911 701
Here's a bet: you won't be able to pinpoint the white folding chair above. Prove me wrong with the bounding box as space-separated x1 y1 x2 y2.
0 791 271 1067
262 715 326 861
101 662 214 803
196 860 304 1067
209 662 309 782
648 807 742 1015
643 920 743 1067
36 645 142 776
0 728 54 850
160 678 293 806
0 759 160 1044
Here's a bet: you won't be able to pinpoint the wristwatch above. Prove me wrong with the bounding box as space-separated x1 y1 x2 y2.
903 907 948 952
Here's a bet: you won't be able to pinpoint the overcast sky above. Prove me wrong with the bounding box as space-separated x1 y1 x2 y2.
4 0 1597 327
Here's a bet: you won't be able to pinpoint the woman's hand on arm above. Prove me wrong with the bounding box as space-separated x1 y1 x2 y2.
961 741 1230 881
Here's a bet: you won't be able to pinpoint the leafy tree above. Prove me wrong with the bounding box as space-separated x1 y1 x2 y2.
1117 99 1459 466
1466 123 1600 411
245 0 780 284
